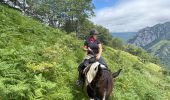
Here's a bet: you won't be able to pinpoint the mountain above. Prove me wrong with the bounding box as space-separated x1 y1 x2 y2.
1 0 29 11
111 32 137 42
0 4 170 100
128 22 170 67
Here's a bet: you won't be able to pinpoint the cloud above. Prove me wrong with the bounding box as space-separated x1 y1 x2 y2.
91 0 170 32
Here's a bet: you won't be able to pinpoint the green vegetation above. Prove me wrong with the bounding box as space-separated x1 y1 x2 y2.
148 40 170 55
26 0 94 33
26 0 114 49
124 45 161 65
0 4 170 100
147 40 170 67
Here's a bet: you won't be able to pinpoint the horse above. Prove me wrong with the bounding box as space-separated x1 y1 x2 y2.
83 62 122 100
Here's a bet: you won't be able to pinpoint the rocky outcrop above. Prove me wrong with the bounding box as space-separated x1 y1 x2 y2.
155 43 170 66
1 0 29 12
128 22 170 49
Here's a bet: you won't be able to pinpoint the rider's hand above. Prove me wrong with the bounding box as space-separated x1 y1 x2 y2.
88 47 92 51
96 54 101 60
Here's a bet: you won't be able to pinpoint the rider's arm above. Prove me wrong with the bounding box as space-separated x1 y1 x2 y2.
96 43 102 60
98 44 102 56
83 40 88 51
96 41 103 60
83 46 88 51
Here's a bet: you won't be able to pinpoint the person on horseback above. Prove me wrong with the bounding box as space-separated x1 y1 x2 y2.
76 29 107 86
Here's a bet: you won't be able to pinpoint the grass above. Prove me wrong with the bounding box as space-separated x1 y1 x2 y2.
147 40 170 67
0 4 170 100
148 40 170 55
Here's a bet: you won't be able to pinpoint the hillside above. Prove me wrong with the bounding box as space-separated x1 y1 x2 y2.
0 4 170 100
128 22 170 67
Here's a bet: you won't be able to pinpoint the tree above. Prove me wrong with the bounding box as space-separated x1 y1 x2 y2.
26 0 94 33
111 38 124 50
63 0 95 33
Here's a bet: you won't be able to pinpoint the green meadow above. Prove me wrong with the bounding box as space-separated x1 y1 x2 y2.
0 4 170 100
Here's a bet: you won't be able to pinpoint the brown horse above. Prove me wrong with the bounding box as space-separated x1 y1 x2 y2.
84 62 122 100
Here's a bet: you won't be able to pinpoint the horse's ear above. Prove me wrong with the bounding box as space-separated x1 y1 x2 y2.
98 64 102 70
112 69 122 78
98 64 101 67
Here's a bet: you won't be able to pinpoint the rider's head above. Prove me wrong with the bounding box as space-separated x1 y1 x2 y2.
90 29 99 39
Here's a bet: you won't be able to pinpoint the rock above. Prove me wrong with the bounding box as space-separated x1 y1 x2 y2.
1 0 29 12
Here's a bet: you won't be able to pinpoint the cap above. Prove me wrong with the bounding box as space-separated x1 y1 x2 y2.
90 29 99 35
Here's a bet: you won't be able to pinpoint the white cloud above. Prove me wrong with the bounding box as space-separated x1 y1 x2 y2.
90 0 170 32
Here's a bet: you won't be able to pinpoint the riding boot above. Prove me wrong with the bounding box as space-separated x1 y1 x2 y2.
76 59 90 86
77 66 85 85
76 72 83 86
76 62 86 86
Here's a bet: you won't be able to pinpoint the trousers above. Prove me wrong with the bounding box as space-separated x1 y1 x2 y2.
98 56 107 66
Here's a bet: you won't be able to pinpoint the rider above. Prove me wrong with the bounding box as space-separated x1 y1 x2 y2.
76 29 107 86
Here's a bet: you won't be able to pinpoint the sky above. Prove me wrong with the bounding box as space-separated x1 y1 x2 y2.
91 0 170 32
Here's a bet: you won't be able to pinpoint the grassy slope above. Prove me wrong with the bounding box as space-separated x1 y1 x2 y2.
148 40 170 67
148 40 170 55
0 4 170 100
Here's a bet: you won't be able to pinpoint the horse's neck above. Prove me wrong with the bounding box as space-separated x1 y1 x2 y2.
91 65 106 81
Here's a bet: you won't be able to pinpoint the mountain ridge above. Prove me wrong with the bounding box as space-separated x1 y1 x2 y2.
128 22 170 67
111 32 137 42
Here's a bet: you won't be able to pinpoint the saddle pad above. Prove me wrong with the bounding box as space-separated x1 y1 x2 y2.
86 62 100 83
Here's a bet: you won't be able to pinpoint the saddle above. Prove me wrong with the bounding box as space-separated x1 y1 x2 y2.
78 54 96 72
77 54 108 87
77 54 96 84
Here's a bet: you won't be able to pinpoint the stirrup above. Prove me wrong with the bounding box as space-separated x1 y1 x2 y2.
76 80 82 86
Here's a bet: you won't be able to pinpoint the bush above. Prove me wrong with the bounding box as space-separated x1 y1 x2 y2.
125 45 161 64
111 38 124 50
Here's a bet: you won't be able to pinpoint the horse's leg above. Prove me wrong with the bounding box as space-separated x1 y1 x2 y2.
105 96 109 100
87 85 95 99
102 95 109 100
102 90 107 100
